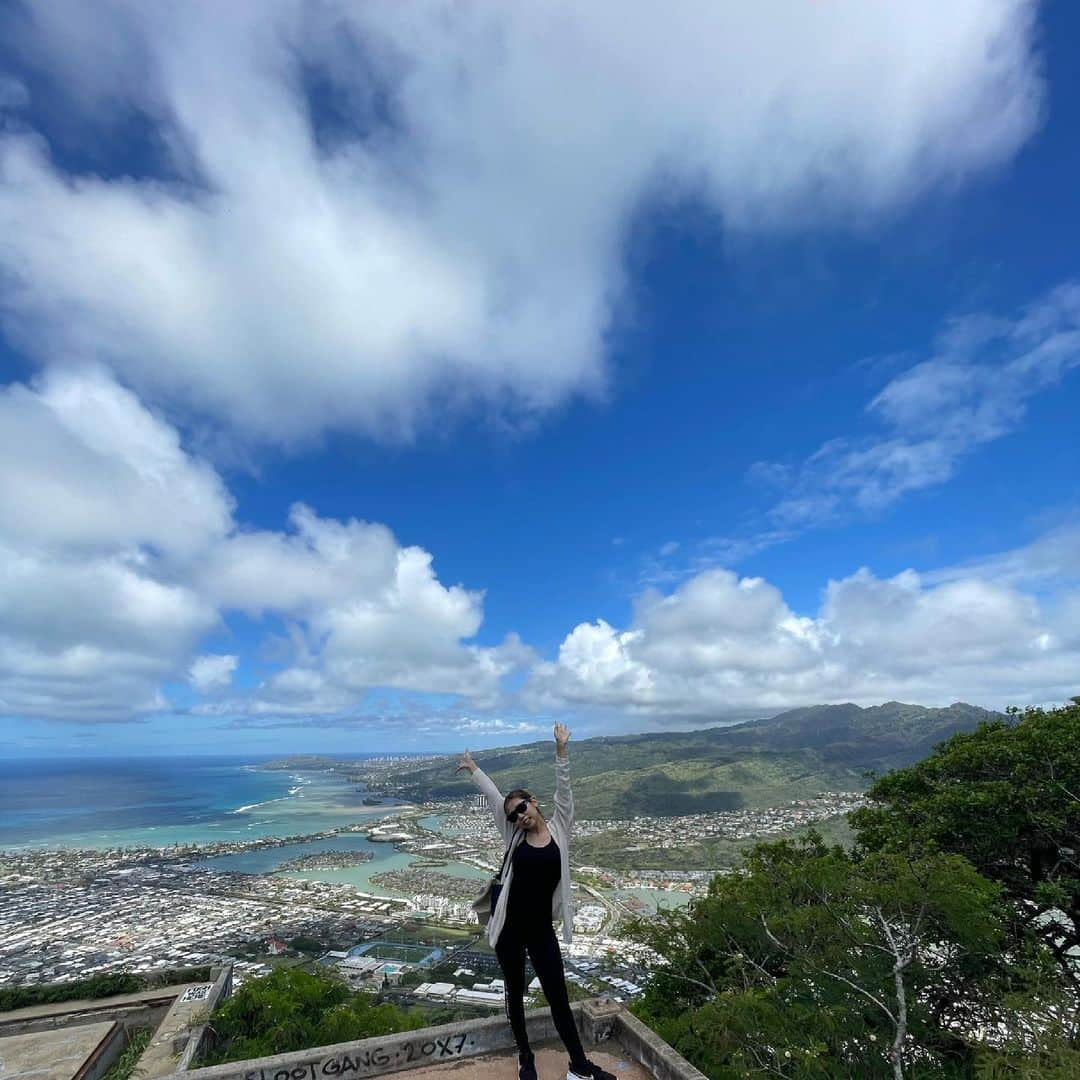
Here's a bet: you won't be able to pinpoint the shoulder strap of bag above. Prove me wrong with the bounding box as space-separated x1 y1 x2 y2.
495 827 519 884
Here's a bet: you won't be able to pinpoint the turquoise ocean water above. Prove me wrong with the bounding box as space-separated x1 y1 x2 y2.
0 755 490 893
0 757 685 907
0 755 396 852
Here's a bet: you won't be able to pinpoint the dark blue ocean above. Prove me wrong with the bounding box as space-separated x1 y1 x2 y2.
0 754 403 851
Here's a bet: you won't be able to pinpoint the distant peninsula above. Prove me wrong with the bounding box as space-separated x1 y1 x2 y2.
258 755 350 771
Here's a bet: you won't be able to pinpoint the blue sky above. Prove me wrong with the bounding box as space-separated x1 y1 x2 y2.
0 1 1078 756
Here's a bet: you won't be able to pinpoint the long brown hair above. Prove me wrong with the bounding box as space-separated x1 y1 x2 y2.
505 786 540 816
504 788 532 814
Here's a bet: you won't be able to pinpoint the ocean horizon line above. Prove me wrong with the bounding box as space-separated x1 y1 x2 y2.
0 749 441 764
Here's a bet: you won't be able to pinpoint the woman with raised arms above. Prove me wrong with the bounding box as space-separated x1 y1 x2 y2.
458 723 615 1080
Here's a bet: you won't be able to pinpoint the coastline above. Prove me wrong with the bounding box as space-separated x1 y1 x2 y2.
0 757 409 854
1 756 697 920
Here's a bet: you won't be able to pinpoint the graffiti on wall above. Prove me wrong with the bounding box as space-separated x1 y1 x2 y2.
241 1031 476 1080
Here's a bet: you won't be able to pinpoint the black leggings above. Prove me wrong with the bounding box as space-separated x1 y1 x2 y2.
495 919 586 1065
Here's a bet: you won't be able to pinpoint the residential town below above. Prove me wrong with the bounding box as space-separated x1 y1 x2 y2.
0 789 866 1012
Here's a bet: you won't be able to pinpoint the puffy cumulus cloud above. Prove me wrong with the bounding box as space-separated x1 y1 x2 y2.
188 653 238 693
821 571 1046 681
0 366 232 558
0 545 217 721
0 369 523 722
199 505 532 710
533 571 821 714
0 369 226 720
0 548 217 721
199 506 401 616
0 547 216 659
0 0 1041 445
529 555 1080 719
547 620 655 708
208 627 531 719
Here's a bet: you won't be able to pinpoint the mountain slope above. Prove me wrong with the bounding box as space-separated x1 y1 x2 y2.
360 701 1005 819
716 700 1003 764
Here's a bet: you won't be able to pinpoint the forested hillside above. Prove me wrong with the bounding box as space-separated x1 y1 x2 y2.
359 701 1003 818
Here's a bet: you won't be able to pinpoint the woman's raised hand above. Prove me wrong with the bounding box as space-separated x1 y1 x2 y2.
457 749 477 774
554 723 570 751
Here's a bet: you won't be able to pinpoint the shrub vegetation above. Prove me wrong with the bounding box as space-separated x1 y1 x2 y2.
627 701 1080 1078
200 967 424 1064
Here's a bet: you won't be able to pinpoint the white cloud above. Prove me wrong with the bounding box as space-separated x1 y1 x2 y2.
3 361 1075 727
188 653 238 693
0 0 1042 445
200 505 533 710
0 369 226 720
452 716 543 736
757 283 1080 529
0 366 232 558
0 369 524 722
199 506 401 616
0 544 219 721
924 521 1080 589
530 544 1080 719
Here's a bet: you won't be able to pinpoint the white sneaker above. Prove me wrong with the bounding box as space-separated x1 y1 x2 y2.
567 1061 616 1080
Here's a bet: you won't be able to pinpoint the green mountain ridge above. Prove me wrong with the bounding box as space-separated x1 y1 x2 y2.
363 701 1005 819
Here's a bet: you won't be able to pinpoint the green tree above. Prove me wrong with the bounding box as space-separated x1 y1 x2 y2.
289 935 326 955
973 1039 1080 1080
200 967 424 1064
628 833 1045 1079
851 702 1080 1002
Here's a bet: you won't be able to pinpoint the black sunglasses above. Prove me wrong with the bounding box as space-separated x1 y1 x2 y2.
506 798 530 823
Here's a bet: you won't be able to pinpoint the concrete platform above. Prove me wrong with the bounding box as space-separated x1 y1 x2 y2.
181 998 708 1080
0 986 193 1043
0 1020 122 1080
403 1042 651 1078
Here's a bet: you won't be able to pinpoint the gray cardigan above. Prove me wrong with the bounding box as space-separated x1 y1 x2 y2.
470 753 575 947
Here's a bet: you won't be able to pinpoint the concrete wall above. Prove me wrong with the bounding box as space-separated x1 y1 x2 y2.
139 965 235 1078
582 1000 710 1080
0 997 171 1041
171 999 708 1080
76 1020 127 1080
176 1005 561 1080
0 996 177 1040
172 965 235 1073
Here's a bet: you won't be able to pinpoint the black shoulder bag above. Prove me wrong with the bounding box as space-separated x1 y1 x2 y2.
471 828 519 926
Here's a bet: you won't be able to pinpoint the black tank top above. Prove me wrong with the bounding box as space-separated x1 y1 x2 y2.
507 835 561 926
